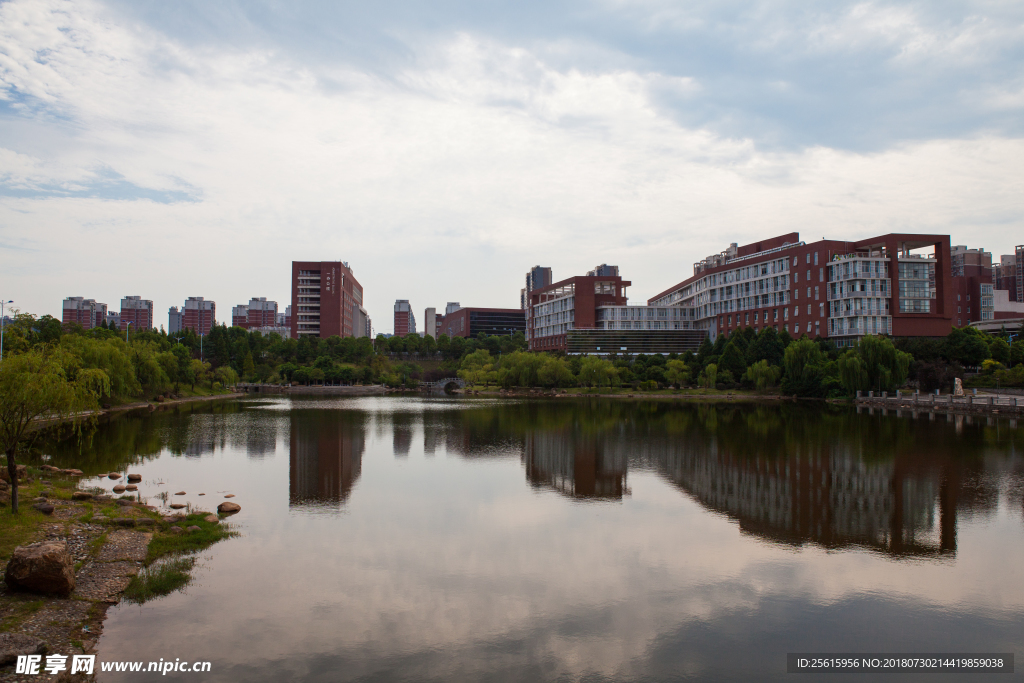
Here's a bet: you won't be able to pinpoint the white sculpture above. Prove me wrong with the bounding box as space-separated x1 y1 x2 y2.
954 377 964 397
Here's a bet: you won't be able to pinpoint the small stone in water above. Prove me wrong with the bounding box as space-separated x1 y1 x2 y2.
224 494 235 498
175 491 186 495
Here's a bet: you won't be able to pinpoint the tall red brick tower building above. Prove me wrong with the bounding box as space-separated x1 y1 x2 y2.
290 261 363 339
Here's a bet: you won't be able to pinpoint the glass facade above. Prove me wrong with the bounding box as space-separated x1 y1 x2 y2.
897 260 936 314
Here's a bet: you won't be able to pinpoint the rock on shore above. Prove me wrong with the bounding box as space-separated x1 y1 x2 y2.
4 541 75 596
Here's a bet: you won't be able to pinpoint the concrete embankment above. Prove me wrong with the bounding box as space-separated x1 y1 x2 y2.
855 390 1024 419
234 384 385 396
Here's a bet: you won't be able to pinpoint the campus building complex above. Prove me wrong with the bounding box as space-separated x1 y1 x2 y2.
441 307 526 339
525 272 705 354
647 233 954 346
62 297 107 330
290 261 364 339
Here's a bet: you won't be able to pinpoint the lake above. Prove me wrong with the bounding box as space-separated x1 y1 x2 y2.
42 397 1024 681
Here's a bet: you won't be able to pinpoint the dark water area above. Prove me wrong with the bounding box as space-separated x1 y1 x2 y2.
39 398 1024 682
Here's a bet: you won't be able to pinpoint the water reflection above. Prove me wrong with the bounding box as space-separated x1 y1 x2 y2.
525 432 628 500
289 410 364 511
36 398 1024 682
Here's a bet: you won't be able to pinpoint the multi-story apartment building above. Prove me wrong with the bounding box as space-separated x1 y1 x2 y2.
168 306 183 334
105 312 121 329
950 245 994 326
394 300 416 336
424 307 437 339
280 305 292 329
232 305 248 328
994 255 1018 302
648 233 954 346
247 297 277 329
441 307 526 339
446 302 461 315
120 296 154 331
521 266 553 309
355 306 371 338
182 297 216 335
291 261 363 339
62 297 107 330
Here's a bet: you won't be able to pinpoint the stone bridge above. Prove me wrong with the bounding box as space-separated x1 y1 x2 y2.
420 378 466 393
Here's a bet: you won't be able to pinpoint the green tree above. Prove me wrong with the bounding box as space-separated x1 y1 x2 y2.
989 338 1010 366
946 327 990 367
665 360 691 388
837 335 911 395
746 328 785 367
578 356 617 388
718 341 747 379
699 363 718 389
1012 339 1024 368
743 360 781 392
0 348 103 512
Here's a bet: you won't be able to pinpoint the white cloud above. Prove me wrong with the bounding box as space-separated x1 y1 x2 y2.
0 0 1022 327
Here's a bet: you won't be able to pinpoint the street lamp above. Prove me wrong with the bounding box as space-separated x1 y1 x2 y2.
0 299 12 362
125 321 133 343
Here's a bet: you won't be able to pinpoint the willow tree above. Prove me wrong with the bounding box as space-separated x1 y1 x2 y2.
0 348 104 513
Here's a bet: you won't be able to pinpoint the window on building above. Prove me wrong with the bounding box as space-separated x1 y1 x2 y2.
807 304 811 315
795 323 800 334
814 252 819 266
819 267 824 281
806 254 811 264
793 257 798 267
814 286 819 300
773 309 778 321
819 303 824 317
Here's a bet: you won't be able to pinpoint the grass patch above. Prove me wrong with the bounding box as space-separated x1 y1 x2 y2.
147 514 236 563
123 514 237 604
123 557 196 604
0 598 45 632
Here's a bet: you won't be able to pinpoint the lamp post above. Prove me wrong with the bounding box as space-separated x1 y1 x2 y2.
124 321 133 344
0 299 12 362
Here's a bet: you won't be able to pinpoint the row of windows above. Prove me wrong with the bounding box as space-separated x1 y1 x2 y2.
721 303 826 328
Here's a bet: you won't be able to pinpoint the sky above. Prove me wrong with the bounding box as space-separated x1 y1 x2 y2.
1 0 1022 333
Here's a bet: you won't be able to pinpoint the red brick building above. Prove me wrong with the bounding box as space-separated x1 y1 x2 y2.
648 233 955 346
950 246 994 326
62 297 107 330
394 300 415 336
182 297 216 335
441 307 525 339
291 261 363 339
527 275 630 351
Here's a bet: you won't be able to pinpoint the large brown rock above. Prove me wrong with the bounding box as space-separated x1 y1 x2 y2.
0 633 47 665
126 474 142 482
217 501 241 514
71 492 93 501
4 541 75 595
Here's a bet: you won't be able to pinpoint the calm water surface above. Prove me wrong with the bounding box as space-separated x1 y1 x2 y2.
43 397 1024 682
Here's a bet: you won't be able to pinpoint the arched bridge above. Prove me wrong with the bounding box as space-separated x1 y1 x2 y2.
421 378 467 393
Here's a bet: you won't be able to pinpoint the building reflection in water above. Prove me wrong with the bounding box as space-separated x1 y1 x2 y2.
524 431 628 500
289 411 365 511
491 402 1019 557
